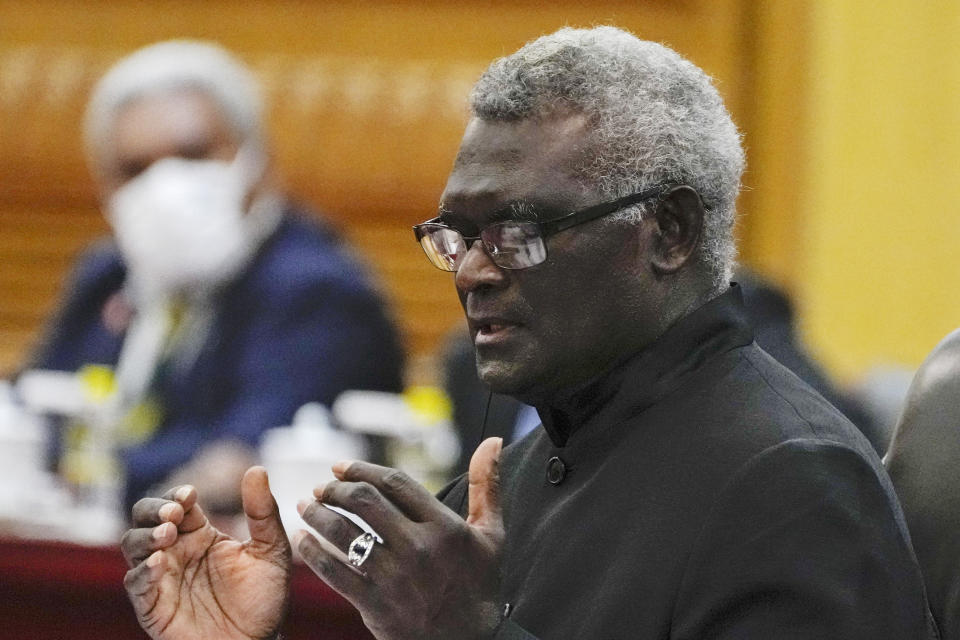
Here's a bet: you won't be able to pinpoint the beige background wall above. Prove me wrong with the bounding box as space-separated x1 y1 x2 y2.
799 1 960 381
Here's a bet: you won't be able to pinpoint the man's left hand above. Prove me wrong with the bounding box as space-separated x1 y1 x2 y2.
294 437 505 640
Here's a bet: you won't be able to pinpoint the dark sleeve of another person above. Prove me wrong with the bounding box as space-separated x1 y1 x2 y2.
886 328 960 640
26 241 126 373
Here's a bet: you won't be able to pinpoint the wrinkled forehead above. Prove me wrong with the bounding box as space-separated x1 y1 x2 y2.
440 114 594 220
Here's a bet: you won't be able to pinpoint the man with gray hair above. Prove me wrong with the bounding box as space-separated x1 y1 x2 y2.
120 27 934 639
30 40 404 516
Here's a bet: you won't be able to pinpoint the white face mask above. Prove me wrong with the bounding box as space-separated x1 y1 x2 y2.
107 149 261 300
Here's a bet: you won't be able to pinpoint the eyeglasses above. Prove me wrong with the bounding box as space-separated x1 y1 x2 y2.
413 184 671 272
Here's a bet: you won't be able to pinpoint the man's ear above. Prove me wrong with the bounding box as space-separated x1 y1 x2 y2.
650 185 704 274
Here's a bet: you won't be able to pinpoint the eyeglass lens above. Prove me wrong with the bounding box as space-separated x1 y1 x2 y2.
418 221 548 271
481 222 546 269
419 225 467 271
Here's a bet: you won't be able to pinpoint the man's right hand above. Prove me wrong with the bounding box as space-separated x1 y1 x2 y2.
120 466 292 640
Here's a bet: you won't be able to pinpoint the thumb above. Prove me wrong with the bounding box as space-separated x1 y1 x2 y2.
242 466 288 552
466 437 503 530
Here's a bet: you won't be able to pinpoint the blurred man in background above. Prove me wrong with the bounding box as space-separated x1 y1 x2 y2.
28 40 404 514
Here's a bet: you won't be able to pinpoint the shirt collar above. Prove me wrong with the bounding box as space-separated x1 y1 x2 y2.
536 284 754 447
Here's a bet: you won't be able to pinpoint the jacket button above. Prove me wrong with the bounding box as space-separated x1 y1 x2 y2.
546 456 566 485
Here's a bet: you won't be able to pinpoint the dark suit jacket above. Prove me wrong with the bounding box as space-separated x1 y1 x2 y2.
441 287 935 639
30 208 405 508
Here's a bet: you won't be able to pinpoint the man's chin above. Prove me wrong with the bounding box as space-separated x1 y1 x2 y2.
477 360 541 401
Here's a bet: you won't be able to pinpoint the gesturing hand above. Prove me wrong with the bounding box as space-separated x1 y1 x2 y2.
121 466 292 640
294 437 505 640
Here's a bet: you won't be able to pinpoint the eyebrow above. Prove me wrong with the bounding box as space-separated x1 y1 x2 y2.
490 201 538 223
437 200 544 228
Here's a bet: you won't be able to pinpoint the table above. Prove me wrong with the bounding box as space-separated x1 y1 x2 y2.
0 538 373 639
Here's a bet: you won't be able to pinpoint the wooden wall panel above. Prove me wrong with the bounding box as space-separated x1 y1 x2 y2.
0 0 762 379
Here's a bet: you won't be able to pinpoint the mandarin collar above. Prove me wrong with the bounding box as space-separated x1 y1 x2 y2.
536 284 754 447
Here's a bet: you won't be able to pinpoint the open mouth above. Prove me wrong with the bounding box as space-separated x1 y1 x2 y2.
473 320 522 346
479 323 509 335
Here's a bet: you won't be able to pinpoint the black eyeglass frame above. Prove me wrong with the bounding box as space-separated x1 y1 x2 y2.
412 182 674 271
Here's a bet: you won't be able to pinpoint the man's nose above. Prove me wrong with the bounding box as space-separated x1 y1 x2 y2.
455 241 508 293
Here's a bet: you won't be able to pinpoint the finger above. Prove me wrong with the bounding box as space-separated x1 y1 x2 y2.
467 437 503 530
123 550 166 618
298 500 364 550
292 530 368 601
137 485 206 533
130 497 185 528
154 484 208 533
165 485 209 533
316 479 411 540
331 461 442 523
120 521 179 567
242 466 289 556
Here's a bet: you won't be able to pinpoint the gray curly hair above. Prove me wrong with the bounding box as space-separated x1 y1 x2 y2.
470 26 745 288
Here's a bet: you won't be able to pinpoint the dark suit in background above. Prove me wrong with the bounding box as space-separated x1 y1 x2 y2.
30 208 405 509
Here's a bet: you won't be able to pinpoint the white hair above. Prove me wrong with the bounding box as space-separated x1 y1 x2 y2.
83 39 265 166
470 26 745 288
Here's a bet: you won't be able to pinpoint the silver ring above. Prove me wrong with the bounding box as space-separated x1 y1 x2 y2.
347 532 377 567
